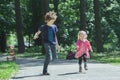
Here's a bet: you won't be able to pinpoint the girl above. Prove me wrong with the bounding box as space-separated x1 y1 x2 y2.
75 30 93 72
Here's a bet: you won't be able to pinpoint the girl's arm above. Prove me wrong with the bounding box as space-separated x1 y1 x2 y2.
87 41 93 52
75 41 80 51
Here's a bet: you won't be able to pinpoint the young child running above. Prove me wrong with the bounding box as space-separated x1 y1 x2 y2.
75 30 93 72
33 11 60 75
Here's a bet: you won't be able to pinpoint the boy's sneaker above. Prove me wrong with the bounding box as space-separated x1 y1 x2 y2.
43 72 50 75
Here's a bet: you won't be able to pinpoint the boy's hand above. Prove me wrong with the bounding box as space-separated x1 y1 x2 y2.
33 31 41 39
33 35 39 39
57 45 61 52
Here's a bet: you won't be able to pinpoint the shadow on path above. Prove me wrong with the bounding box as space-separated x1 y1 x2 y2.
58 71 86 76
15 58 78 67
58 72 79 76
11 74 45 79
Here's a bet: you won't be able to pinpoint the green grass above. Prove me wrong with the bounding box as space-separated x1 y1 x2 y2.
16 51 120 64
111 63 120 66
17 51 68 59
17 52 45 59
0 61 18 80
91 51 120 64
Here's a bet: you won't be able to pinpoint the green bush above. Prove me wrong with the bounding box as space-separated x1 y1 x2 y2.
25 46 42 53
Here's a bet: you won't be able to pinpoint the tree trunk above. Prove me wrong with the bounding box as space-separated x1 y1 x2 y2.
93 0 103 52
53 0 59 24
53 0 59 13
0 31 6 52
14 0 25 53
40 0 49 55
80 0 86 30
31 0 49 46
31 0 49 54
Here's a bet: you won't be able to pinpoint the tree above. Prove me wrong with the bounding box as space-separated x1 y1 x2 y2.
31 0 49 54
53 0 59 13
0 0 14 52
80 0 86 30
31 0 49 46
14 0 25 53
93 0 103 52
0 31 6 52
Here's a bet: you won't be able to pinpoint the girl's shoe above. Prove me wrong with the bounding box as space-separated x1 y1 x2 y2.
79 66 82 72
84 63 88 70
84 67 88 70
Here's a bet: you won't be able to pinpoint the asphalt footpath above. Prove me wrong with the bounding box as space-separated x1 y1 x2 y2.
9 58 120 80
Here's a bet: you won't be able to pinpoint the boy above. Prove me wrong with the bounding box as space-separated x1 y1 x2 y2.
33 11 60 75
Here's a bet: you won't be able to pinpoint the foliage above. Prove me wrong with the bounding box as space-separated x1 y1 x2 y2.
103 30 119 51
25 46 42 53
7 32 17 46
58 0 80 45
102 0 120 48
0 0 120 52
0 0 15 33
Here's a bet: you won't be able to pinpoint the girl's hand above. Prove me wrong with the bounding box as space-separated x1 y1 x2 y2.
89 49 93 52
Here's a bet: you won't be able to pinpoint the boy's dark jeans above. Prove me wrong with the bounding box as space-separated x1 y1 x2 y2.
43 43 58 74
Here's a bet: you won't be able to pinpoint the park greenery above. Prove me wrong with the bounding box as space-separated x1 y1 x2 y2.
0 0 120 79
0 0 120 53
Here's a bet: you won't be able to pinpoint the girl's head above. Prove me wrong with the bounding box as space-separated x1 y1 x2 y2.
45 11 57 23
77 30 87 40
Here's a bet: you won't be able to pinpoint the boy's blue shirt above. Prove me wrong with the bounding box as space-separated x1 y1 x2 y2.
38 24 58 45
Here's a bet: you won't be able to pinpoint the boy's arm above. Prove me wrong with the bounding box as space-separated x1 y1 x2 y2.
33 31 41 39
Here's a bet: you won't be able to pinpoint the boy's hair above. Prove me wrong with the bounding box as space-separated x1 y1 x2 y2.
45 11 57 23
77 30 87 40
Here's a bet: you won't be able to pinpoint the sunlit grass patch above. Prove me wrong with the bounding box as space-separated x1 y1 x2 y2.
0 61 18 80
91 51 120 64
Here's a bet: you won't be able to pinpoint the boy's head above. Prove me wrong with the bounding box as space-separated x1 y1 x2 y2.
45 11 57 23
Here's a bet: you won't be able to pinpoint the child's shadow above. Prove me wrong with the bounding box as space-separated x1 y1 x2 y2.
11 74 44 79
58 72 83 76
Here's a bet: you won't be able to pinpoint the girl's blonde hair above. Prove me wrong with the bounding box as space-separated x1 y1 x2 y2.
77 30 87 40
45 11 57 23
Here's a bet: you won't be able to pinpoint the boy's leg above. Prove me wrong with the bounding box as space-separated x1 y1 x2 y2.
83 54 88 70
78 57 82 72
43 43 52 75
51 44 58 61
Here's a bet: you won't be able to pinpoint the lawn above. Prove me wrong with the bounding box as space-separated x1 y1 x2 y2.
90 51 120 64
0 50 119 80
0 61 18 80
17 51 120 64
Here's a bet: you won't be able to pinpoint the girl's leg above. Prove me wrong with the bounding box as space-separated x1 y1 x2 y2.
43 43 52 75
78 57 82 72
83 54 88 70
